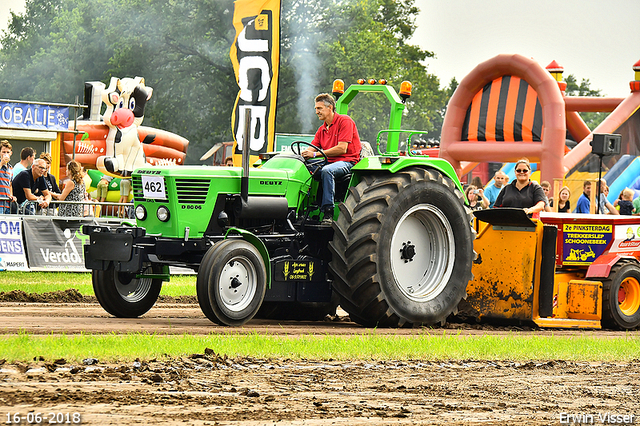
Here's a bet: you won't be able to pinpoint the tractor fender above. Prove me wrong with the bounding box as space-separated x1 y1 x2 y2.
586 253 638 278
351 156 464 194
224 227 271 286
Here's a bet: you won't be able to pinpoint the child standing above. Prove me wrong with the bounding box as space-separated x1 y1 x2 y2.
618 188 634 215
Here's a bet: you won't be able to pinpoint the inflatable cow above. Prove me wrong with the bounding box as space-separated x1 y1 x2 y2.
96 76 153 177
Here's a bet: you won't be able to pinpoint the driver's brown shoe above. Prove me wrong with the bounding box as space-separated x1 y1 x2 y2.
321 207 334 225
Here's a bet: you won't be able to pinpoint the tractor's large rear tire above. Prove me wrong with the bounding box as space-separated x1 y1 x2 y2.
197 239 267 326
92 263 163 318
329 167 474 327
602 262 640 330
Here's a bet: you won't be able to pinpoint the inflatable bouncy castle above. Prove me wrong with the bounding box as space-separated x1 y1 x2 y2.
440 54 640 208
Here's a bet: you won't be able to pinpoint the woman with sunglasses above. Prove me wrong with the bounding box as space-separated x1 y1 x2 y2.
493 158 546 215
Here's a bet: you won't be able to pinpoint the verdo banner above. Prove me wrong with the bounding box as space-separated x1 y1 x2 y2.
22 218 90 271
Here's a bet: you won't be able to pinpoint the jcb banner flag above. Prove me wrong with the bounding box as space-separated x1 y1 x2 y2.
230 0 280 161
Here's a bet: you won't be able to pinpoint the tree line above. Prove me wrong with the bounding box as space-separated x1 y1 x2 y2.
0 0 602 163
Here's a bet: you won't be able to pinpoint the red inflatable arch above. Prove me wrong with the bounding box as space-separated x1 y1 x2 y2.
440 54 566 184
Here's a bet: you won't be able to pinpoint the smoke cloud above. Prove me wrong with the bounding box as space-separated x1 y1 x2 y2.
292 36 320 133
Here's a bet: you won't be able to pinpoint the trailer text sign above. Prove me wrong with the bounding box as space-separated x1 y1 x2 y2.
562 223 613 265
609 224 640 254
0 101 69 131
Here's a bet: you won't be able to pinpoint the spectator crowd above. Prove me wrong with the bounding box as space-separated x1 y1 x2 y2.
466 158 640 216
2 142 639 218
0 139 130 218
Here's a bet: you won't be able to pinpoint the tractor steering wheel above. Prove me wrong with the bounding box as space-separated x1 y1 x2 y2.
290 141 328 173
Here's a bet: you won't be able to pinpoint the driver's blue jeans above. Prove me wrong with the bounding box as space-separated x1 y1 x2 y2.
320 161 354 211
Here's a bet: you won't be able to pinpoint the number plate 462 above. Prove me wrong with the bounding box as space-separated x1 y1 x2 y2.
141 175 167 200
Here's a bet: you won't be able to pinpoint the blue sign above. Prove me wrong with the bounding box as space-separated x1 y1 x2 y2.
562 223 613 265
0 101 69 131
0 217 28 271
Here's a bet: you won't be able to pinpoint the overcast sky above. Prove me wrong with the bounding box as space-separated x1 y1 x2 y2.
411 0 639 98
1 0 639 98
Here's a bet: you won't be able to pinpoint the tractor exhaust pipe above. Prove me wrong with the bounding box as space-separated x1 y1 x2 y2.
236 109 288 220
241 110 251 202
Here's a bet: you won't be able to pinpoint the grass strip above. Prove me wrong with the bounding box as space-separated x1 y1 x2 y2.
0 332 638 363
0 272 196 297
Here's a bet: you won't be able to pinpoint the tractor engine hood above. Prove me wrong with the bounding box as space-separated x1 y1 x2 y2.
130 163 310 239
133 165 293 199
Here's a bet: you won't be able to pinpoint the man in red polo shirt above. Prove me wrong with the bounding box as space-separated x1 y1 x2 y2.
302 93 361 222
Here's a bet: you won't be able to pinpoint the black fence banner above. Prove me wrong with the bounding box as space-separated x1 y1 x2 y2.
230 0 281 163
22 218 90 271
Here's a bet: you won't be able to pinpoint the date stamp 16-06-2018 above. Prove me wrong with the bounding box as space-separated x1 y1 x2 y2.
4 412 82 425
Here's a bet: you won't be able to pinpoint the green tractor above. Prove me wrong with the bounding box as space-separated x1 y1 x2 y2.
83 81 475 327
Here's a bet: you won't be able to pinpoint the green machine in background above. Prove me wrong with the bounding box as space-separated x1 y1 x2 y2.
82 79 475 328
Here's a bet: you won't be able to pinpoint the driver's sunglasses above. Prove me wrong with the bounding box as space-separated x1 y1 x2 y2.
515 169 529 173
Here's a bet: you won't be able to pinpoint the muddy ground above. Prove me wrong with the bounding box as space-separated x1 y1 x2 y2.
0 291 639 425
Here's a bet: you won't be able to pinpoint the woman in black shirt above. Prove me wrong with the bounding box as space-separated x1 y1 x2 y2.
494 158 546 215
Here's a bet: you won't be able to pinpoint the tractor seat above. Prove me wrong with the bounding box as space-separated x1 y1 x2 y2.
334 173 351 203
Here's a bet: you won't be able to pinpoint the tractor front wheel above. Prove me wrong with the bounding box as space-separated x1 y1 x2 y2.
92 263 163 318
329 167 474 327
602 262 640 330
197 239 267 326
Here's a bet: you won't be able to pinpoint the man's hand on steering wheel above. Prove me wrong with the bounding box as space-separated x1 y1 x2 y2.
291 141 328 166
291 141 328 178
301 150 316 160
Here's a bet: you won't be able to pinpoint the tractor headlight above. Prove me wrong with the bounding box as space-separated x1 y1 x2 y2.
135 205 147 221
157 206 170 222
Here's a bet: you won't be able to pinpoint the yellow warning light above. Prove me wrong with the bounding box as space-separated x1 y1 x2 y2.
332 79 345 99
368 79 376 85
399 81 412 102
378 79 387 85
357 79 365 85
332 79 344 94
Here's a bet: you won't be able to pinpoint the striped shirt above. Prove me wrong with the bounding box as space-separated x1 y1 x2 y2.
0 164 12 209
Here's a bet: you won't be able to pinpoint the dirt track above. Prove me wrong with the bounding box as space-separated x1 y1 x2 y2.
0 295 639 425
